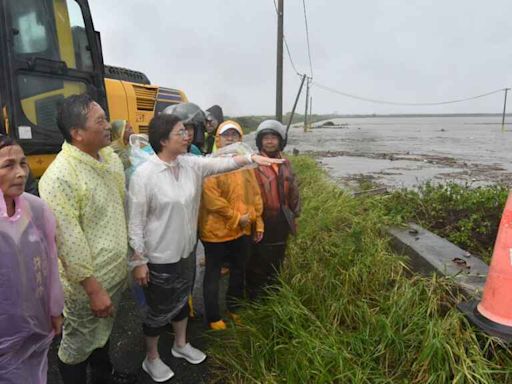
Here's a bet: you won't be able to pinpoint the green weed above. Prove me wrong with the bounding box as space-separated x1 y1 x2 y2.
208 156 512 384
376 183 508 263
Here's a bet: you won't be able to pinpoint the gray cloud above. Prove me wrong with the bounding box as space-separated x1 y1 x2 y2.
89 0 512 115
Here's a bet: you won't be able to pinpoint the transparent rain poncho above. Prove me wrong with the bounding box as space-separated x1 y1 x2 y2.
126 135 254 325
199 143 263 242
0 191 64 383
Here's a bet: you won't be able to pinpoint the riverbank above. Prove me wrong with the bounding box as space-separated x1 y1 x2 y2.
208 156 512 383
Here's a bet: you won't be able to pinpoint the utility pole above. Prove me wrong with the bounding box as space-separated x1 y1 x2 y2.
284 74 307 147
309 95 313 122
304 78 310 132
275 0 284 122
502 88 510 132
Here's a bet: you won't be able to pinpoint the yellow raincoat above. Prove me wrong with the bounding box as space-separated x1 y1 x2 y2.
39 142 127 364
198 121 264 242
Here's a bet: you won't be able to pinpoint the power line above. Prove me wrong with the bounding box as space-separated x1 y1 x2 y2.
284 37 300 76
312 81 506 106
271 0 501 108
302 0 314 78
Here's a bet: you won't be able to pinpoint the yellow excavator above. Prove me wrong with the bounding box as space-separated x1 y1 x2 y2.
0 0 188 176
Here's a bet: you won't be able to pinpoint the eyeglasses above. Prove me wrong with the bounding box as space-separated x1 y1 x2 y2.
172 129 190 138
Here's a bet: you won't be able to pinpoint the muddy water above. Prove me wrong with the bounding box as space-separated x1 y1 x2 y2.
277 116 512 189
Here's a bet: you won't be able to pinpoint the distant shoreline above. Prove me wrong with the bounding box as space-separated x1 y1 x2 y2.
233 113 511 131
332 113 510 118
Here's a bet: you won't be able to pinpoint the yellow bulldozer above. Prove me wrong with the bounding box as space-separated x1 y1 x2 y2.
0 0 187 176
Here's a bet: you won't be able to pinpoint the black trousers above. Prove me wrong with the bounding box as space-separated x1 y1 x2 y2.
58 340 112 384
246 243 287 300
203 235 249 323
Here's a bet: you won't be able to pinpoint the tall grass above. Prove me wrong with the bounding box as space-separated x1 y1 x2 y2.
208 156 512 383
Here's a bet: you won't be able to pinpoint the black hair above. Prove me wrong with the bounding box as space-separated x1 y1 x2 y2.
57 93 95 143
148 114 182 153
0 135 18 151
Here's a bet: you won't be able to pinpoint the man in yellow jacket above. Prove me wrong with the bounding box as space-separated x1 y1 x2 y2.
198 121 264 330
39 94 134 384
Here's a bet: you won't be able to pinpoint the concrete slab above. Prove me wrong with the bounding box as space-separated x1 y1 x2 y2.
387 223 488 297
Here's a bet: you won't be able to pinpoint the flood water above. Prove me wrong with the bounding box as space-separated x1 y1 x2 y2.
279 116 512 189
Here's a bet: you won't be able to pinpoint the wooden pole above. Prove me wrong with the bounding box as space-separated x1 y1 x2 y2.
275 0 284 122
309 94 313 123
304 78 310 132
502 88 509 132
284 74 307 147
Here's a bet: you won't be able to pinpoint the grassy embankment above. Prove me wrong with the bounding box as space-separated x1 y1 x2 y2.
208 156 512 383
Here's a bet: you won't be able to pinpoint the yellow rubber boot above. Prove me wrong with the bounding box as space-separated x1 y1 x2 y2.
209 320 227 331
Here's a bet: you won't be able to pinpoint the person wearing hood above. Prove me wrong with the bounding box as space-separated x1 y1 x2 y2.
0 135 64 384
162 103 205 155
204 105 224 154
110 120 134 169
246 120 301 299
198 120 264 330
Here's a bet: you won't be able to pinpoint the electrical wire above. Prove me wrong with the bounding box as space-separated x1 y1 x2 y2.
270 0 502 108
312 81 506 106
284 37 301 76
271 0 505 109
272 0 301 76
302 0 314 79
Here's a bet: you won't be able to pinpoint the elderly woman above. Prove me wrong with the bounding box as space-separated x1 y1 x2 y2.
128 113 281 382
110 120 134 169
0 135 64 383
199 120 264 330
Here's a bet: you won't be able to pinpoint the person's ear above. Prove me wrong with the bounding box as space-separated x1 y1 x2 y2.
70 127 83 143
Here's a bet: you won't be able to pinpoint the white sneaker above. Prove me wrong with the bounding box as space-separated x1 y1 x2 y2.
142 357 174 382
171 343 207 364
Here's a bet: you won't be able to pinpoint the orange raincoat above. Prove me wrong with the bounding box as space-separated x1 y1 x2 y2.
198 122 264 242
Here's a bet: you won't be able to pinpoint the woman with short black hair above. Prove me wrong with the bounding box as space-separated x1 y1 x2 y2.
128 113 282 382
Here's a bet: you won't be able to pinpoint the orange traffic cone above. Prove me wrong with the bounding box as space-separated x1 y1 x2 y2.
459 192 512 341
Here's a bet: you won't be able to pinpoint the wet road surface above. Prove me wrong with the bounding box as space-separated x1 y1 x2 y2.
47 244 218 384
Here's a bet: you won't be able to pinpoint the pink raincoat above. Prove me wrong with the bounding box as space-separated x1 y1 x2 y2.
0 191 64 383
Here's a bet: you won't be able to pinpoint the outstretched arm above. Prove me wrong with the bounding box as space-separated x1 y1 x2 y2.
192 154 285 178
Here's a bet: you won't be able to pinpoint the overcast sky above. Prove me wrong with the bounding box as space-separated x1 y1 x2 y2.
88 0 512 116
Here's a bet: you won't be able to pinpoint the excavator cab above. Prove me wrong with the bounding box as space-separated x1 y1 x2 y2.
0 0 107 175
